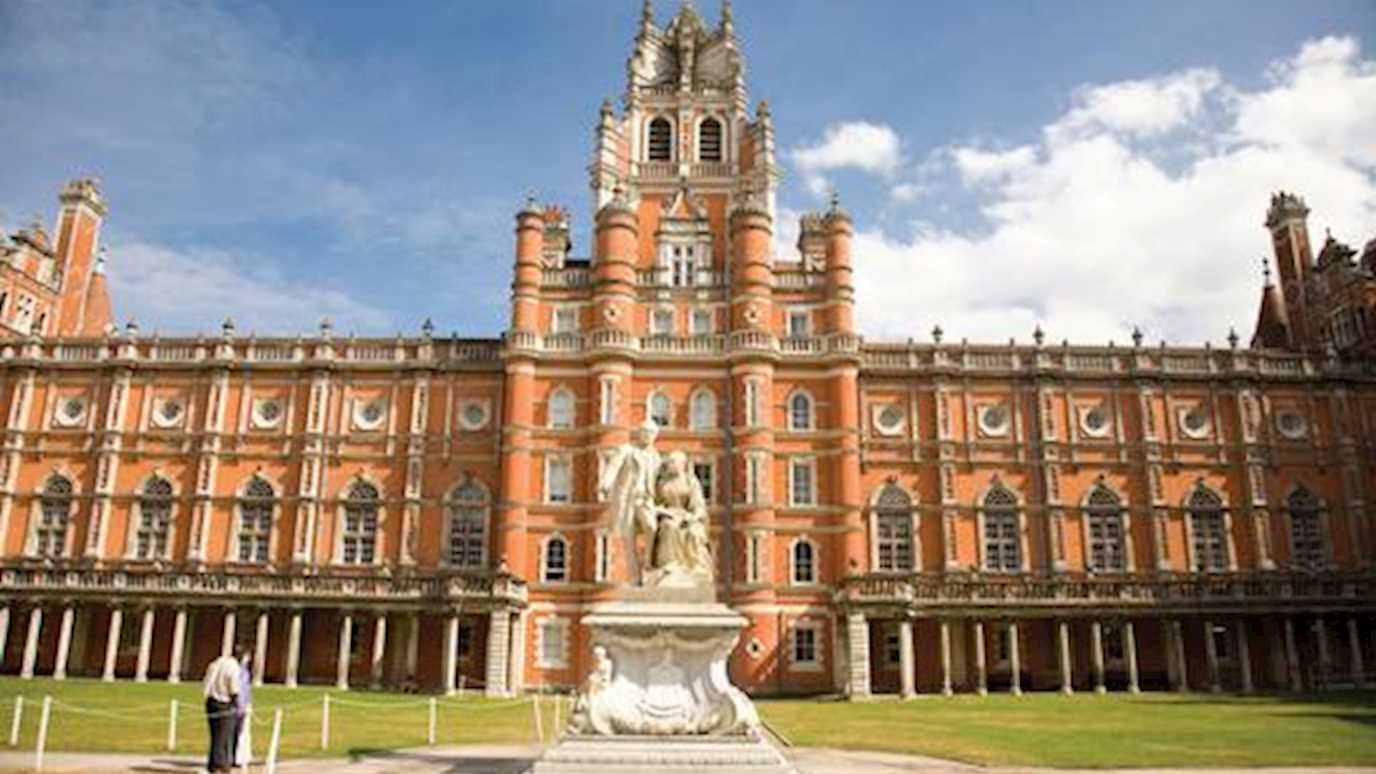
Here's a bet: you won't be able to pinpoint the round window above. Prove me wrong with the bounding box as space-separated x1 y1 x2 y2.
1180 407 1210 438
978 403 1010 436
1276 410 1308 439
459 400 490 431
253 398 284 428
1081 406 1109 437
873 404 905 436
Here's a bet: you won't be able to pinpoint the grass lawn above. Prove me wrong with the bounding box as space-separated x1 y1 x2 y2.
2 678 1375 767
0 677 559 760
757 691 1376 768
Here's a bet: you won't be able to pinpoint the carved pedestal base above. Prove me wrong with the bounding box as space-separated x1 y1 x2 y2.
529 600 795 773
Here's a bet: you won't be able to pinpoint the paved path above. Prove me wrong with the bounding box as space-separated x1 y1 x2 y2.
1 745 1372 773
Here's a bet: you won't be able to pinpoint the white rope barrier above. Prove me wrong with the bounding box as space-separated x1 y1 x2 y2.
8 695 21 746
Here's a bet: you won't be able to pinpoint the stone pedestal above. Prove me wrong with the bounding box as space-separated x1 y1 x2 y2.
529 599 795 773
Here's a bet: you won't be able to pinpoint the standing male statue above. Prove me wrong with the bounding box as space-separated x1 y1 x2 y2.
598 418 662 585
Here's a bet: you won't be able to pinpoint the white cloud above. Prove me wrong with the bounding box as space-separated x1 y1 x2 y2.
851 37 1376 346
106 237 391 334
792 121 904 196
1049 68 1223 144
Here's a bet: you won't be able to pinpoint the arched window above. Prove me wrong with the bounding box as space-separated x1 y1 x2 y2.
648 391 672 428
341 481 379 564
647 117 673 162
237 477 275 563
982 485 1021 572
875 485 914 572
1287 487 1324 571
35 476 73 558
134 477 174 560
448 481 488 568
548 388 575 430
1085 486 1126 572
689 389 717 431
543 535 568 582
699 117 723 162
1187 486 1228 572
788 391 814 431
791 539 816 584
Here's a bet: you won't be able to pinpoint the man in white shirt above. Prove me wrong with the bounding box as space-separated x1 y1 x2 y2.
203 648 244 773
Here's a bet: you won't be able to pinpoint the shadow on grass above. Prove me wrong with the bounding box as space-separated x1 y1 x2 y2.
343 747 536 773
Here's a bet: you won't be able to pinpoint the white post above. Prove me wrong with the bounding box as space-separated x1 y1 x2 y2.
427 697 437 746
253 610 269 688
166 699 178 751
102 607 122 682
52 606 75 681
221 609 236 658
285 609 302 688
167 608 187 684
532 691 544 742
370 613 387 689
34 695 51 773
8 696 22 746
240 705 252 772
20 607 43 679
320 694 330 751
336 612 353 691
135 607 155 683
266 708 283 774
0 607 10 669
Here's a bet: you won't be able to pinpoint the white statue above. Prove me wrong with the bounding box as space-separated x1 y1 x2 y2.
598 419 662 585
647 450 713 586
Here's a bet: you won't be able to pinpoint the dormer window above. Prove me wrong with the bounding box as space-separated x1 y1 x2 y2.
699 118 723 162
648 117 673 162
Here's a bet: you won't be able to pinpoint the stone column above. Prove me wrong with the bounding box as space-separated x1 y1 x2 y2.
0 607 10 667
53 605 75 680
1349 618 1366 690
285 609 302 688
370 613 387 689
336 611 353 690
1090 621 1106 694
1057 620 1073 695
135 607 155 683
1315 618 1331 690
443 612 459 696
939 619 953 696
898 618 916 699
1008 622 1022 696
253 610 270 687
1235 620 1254 694
508 611 527 695
846 612 871 699
167 607 187 684
485 609 510 698
220 609 236 657
1203 619 1221 693
1124 621 1140 694
68 609 90 677
20 606 43 679
1283 617 1302 691
1171 619 1189 692
102 607 123 682
972 621 988 696
405 614 420 684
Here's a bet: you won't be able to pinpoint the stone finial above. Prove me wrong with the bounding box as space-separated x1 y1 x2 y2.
1261 256 1272 285
221 317 235 338
421 317 435 338
1033 324 1045 347
319 317 334 338
124 319 139 337
94 245 109 274
1228 327 1239 350
931 324 943 344
1132 326 1144 348
720 0 733 30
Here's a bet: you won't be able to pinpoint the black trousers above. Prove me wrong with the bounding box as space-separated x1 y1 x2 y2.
205 698 236 772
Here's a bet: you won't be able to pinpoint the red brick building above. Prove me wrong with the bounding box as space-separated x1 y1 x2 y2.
2 1 1374 698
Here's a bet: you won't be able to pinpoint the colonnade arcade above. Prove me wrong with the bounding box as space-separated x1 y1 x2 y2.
0 566 527 696
838 572 1376 698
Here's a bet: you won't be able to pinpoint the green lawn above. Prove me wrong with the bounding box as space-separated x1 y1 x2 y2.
757 692 1376 768
2 678 1374 768
0 677 561 760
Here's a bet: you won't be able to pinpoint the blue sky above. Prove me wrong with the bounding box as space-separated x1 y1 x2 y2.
1 0 1373 342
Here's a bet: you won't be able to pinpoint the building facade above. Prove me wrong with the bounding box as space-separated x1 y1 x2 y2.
2 1 1374 699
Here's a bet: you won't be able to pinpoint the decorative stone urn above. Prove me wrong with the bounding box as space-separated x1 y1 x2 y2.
528 425 795 773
